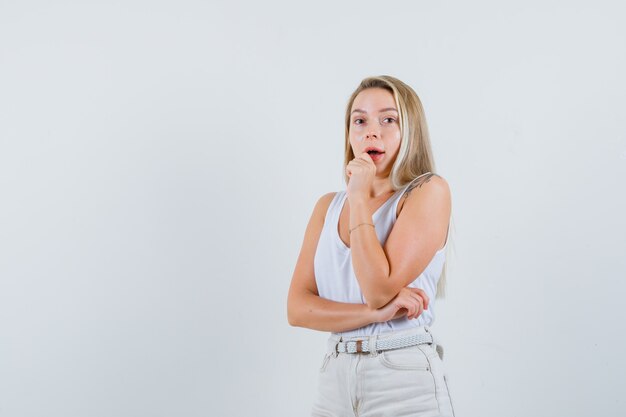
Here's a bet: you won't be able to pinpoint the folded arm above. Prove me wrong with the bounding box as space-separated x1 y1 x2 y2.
288 288 380 333
349 174 451 309
287 192 381 332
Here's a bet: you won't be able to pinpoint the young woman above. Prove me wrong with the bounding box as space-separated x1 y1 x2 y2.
287 75 455 417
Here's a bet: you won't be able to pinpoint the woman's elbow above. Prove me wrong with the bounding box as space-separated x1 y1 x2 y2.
287 309 300 327
287 296 303 327
365 292 392 310
365 300 384 310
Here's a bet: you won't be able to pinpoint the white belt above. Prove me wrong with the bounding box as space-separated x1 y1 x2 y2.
334 330 433 354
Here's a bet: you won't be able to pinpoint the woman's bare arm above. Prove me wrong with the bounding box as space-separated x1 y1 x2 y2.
349 174 451 309
289 290 380 333
287 192 382 332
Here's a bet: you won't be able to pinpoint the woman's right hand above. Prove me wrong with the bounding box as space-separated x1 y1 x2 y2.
373 287 430 323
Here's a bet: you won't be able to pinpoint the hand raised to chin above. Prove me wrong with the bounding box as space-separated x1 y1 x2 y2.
346 152 376 202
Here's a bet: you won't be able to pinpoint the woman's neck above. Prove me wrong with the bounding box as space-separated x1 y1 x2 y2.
369 178 394 198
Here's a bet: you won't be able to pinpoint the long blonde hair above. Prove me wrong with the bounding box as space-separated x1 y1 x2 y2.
343 75 454 298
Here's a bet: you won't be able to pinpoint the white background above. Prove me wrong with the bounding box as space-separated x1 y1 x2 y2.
1 1 625 416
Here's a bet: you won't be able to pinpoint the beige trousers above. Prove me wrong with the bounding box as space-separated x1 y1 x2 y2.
311 326 456 417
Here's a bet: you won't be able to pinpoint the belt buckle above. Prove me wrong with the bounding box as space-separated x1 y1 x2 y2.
336 339 366 354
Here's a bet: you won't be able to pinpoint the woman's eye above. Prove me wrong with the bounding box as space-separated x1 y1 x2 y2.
384 117 396 123
354 119 364 125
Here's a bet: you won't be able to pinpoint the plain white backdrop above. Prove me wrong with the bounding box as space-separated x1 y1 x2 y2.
1 1 625 416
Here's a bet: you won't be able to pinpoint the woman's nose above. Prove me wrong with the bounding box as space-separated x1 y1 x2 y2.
365 130 379 140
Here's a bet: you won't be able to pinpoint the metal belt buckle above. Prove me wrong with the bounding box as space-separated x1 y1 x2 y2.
335 339 367 354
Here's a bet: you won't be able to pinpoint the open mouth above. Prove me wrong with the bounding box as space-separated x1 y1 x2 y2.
365 148 385 162
365 147 385 161
365 147 385 156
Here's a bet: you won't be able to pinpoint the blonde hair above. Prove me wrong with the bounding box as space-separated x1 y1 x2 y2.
343 75 454 299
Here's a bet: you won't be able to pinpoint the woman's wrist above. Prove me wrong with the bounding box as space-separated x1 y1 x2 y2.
348 198 374 229
348 195 368 206
366 304 382 324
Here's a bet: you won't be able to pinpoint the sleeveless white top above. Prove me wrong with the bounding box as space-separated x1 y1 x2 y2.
313 173 449 338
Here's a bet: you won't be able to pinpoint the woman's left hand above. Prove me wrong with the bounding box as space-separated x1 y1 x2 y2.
346 152 376 202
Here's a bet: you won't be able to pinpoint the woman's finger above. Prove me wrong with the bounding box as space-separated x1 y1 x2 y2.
403 299 416 318
408 292 423 307
415 303 423 318
409 288 429 310
408 294 422 319
409 293 423 318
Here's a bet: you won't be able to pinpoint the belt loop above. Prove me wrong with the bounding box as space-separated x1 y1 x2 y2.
425 325 434 343
426 327 444 360
368 334 378 357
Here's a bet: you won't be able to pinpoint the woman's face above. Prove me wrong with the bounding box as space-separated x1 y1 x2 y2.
349 88 402 176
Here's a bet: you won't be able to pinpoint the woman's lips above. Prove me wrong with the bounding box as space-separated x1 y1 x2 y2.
368 152 385 162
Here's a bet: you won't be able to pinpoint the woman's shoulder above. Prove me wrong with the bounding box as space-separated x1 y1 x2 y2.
400 173 451 211
311 191 340 223
404 173 449 197
315 191 340 212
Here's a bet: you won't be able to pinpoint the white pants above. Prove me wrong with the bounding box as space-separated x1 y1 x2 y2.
311 326 456 417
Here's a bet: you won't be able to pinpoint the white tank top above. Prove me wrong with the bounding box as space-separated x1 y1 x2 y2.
313 173 449 338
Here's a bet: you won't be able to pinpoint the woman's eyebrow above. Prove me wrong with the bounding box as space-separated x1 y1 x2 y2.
351 108 398 114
